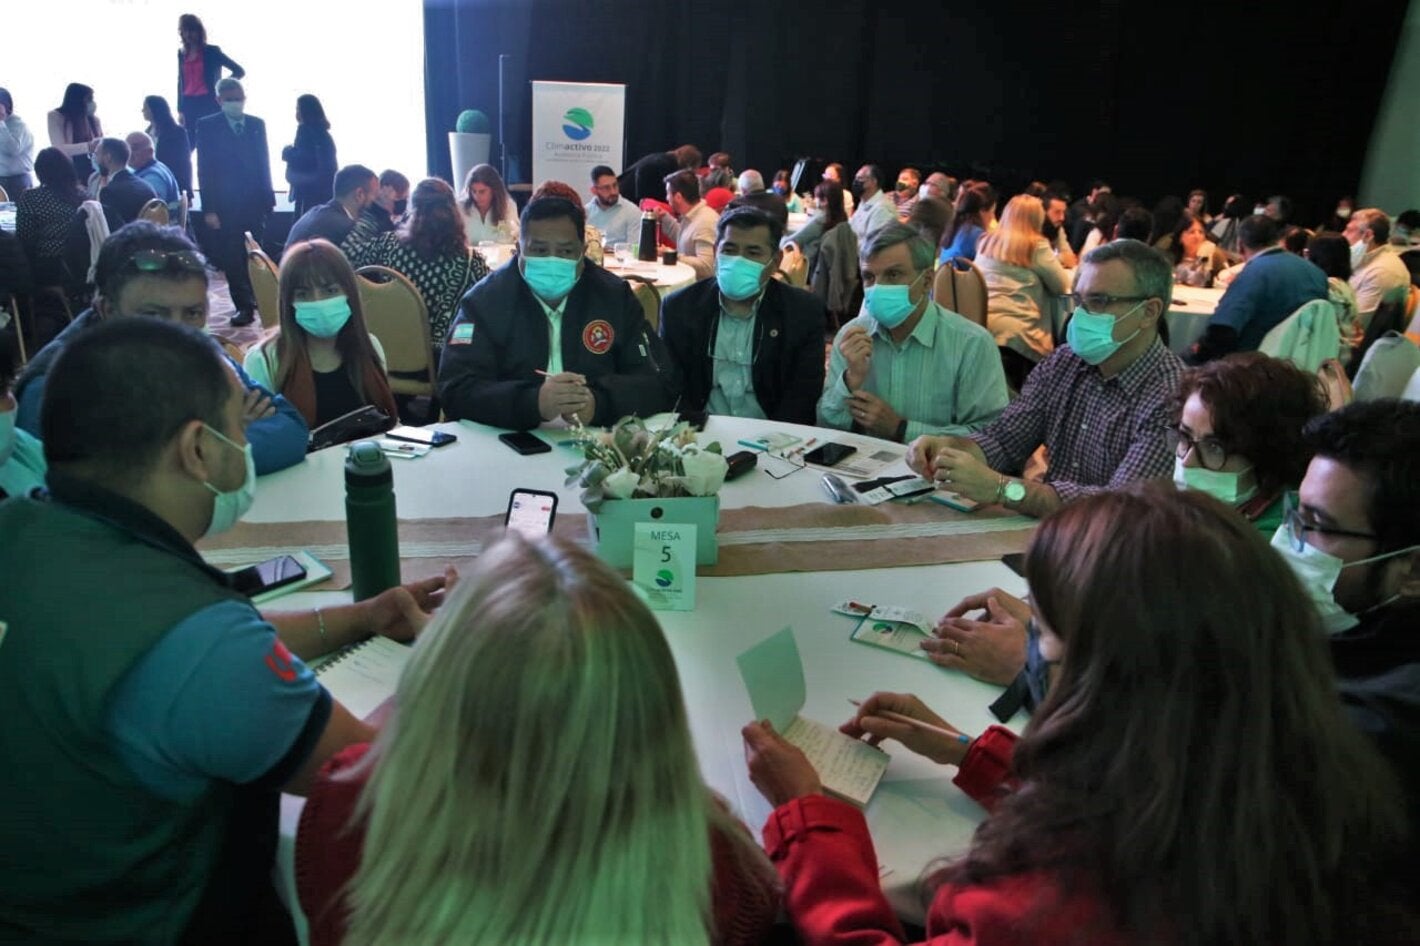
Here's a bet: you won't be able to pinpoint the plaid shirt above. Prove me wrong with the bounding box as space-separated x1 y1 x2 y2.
969 339 1183 502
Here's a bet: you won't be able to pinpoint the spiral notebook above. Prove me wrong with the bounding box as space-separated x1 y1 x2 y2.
313 636 411 721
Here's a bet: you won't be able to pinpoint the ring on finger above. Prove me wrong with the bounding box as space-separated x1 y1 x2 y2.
953 640 961 655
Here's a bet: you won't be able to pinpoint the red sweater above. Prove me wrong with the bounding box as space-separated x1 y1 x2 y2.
762 726 1129 946
295 742 781 945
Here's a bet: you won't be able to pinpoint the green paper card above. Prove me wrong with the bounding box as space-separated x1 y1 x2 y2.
735 626 806 730
633 522 697 611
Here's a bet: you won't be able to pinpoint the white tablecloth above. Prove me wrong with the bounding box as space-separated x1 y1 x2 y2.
257 416 1027 938
1167 284 1224 355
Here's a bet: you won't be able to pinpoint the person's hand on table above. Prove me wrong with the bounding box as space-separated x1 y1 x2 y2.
931 446 1000 504
362 567 459 643
837 324 873 390
204 212 221 230
848 390 901 440
841 692 972 767
240 388 276 425
906 434 963 477
537 371 589 421
561 387 597 426
742 719 822 807
925 589 1029 685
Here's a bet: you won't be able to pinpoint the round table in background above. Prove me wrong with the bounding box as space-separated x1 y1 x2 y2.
1167 284 1224 356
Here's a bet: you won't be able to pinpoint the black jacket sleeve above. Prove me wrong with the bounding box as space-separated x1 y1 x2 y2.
657 284 707 412
437 285 545 430
578 281 678 424
771 285 829 426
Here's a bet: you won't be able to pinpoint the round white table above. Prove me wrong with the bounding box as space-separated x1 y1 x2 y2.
602 257 698 293
251 415 1027 940
1167 284 1224 355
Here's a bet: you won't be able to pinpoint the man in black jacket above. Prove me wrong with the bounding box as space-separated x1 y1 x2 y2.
617 144 700 205
659 207 826 426
94 138 159 225
195 78 273 326
438 196 676 430
285 165 377 249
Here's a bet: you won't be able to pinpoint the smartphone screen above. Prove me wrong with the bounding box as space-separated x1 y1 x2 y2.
498 431 552 455
231 554 308 596
804 442 857 467
505 489 558 538
387 425 457 447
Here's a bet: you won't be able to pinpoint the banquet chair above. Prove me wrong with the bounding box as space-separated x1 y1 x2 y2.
3 294 24 364
0 184 8 203
245 234 281 330
178 193 189 231
355 265 437 399
624 275 661 332
949 258 988 327
1257 299 1341 374
932 264 956 311
137 199 169 226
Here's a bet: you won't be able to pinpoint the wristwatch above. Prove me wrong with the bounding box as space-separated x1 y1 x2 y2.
995 475 1026 505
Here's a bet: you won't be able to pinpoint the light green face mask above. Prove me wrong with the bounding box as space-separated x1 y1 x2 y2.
1172 456 1257 505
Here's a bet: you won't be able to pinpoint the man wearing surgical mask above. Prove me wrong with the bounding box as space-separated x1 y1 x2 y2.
1343 208 1410 326
1277 399 1420 825
0 318 455 941
818 223 1007 441
659 207 826 424
438 195 676 430
907 239 1183 518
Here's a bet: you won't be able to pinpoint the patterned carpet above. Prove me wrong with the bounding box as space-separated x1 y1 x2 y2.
204 268 268 354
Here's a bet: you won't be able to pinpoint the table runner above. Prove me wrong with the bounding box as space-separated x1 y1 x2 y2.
198 502 1035 589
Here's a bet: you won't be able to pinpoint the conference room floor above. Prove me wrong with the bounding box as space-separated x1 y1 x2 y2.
203 270 267 350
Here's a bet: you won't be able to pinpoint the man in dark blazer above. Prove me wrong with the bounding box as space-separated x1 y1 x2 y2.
285 164 377 249
196 78 273 326
438 196 677 430
94 138 159 226
659 206 827 426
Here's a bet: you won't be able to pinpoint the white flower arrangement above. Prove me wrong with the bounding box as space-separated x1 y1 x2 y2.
566 416 728 512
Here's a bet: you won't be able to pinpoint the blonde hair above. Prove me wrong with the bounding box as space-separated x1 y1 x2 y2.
977 194 1046 268
344 535 723 945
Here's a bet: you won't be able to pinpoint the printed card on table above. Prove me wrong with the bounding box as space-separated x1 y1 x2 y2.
736 627 889 807
633 522 696 611
833 601 933 661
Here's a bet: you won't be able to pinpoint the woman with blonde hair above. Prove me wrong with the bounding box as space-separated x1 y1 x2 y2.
244 238 398 428
295 535 781 945
461 162 519 245
974 193 1071 390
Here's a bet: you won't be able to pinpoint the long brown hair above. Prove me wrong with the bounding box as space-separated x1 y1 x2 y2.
273 239 391 408
937 482 1408 944
459 164 513 226
400 178 468 259
814 180 847 231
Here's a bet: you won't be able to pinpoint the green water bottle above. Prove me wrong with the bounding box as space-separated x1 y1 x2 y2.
345 441 401 601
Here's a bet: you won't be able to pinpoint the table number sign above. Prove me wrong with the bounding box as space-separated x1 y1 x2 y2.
633 522 697 611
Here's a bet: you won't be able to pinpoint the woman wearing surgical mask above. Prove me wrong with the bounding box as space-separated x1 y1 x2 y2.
244 238 398 428
0 332 46 501
1169 352 1326 533
743 482 1412 946
345 177 489 351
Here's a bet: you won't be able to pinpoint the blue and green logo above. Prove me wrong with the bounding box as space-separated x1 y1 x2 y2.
655 569 675 588
562 107 594 141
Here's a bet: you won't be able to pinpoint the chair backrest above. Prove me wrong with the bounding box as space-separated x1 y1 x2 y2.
1352 331 1420 402
4 294 24 364
1399 364 1420 403
137 198 169 226
1348 299 1407 380
355 265 436 396
0 184 8 202
950 257 988 327
245 236 281 329
1257 298 1342 374
624 275 661 332
932 264 956 310
177 193 189 231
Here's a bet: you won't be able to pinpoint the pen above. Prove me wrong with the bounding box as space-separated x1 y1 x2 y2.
848 699 972 744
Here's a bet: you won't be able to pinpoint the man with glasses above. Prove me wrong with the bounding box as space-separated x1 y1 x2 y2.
908 239 1183 518
13 221 307 474
585 164 641 248
1275 399 1420 833
659 207 826 425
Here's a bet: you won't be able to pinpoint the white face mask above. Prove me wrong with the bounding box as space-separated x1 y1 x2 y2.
201 424 256 537
0 406 15 469
1349 239 1367 269
1270 525 1418 634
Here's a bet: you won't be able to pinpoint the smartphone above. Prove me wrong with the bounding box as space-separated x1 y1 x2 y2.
804 442 857 467
387 425 457 448
231 554 308 597
505 488 559 537
498 431 552 455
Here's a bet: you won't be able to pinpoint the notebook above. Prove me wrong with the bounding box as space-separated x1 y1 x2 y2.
736 627 890 807
313 636 411 721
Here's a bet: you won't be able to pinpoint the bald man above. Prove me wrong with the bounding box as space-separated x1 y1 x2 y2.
125 131 180 208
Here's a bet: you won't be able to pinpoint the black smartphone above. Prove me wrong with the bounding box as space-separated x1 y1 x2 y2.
231 554 307 596
387 425 457 448
804 442 857 467
505 488 559 537
677 409 709 430
498 431 553 455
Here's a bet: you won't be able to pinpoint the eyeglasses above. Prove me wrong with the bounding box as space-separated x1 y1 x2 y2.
1163 424 1229 471
119 249 207 277
1068 292 1150 312
1279 492 1378 553
761 449 806 479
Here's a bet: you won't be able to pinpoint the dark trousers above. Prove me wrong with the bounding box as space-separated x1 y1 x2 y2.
999 346 1038 394
180 95 221 136
203 212 266 313
0 172 32 197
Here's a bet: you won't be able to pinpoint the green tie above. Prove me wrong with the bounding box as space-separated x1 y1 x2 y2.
234 122 244 136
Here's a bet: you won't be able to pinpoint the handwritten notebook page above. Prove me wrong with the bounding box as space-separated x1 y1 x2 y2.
314 636 411 720
783 715 889 807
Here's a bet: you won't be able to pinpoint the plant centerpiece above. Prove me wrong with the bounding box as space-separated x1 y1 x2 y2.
566 416 728 566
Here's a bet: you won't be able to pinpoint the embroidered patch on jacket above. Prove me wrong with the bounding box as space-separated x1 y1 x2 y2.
449 323 475 345
582 320 614 354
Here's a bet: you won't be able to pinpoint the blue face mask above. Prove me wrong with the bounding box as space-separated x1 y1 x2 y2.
863 271 926 329
293 294 352 339
521 255 580 301
716 254 768 301
1066 300 1145 365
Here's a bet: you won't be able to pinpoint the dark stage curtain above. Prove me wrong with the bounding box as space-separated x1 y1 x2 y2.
422 0 1409 223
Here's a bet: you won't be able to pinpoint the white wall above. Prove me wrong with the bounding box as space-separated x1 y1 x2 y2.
1360 0 1420 213
5 0 426 194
